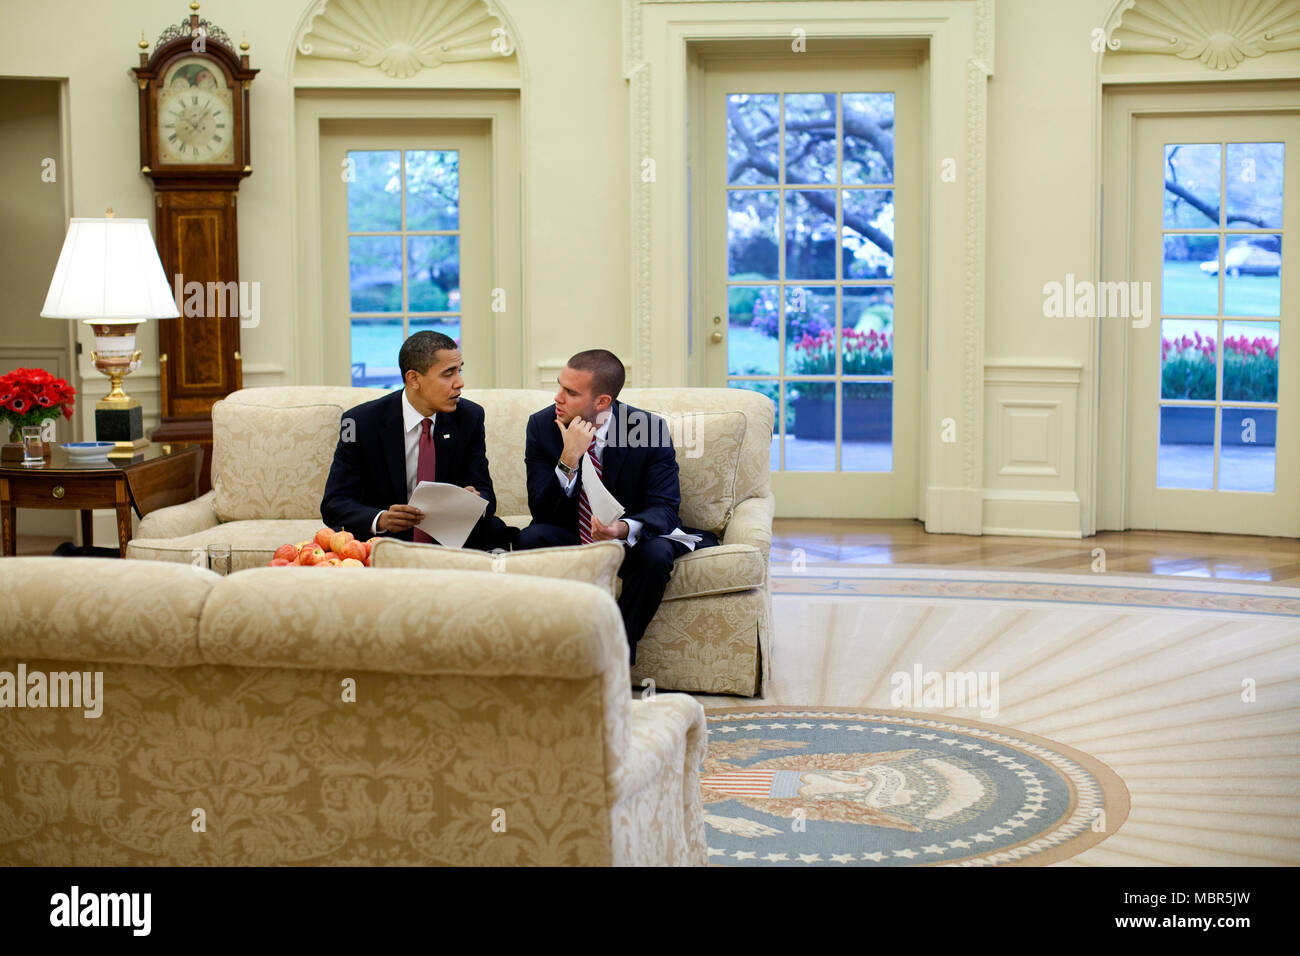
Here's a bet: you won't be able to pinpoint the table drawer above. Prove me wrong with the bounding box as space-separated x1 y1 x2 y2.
6 474 121 509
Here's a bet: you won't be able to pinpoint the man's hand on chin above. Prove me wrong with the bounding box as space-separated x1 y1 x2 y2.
556 415 597 469
590 518 628 542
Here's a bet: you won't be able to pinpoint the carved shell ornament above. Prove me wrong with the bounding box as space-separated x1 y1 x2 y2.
299 0 515 78
1108 0 1300 70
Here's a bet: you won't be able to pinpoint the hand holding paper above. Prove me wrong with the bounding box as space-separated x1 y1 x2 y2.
580 454 625 525
407 481 488 549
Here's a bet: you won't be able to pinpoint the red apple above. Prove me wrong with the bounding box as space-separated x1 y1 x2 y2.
269 558 291 567
340 558 364 568
339 539 366 562
329 530 355 555
273 544 298 563
314 528 336 551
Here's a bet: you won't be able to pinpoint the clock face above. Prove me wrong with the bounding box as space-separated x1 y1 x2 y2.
156 57 235 165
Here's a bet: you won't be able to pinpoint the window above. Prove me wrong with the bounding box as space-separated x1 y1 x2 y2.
345 149 461 387
1158 141 1282 492
723 92 897 471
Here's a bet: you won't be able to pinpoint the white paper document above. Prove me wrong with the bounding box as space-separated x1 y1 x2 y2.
579 456 702 551
407 481 488 549
664 528 703 551
580 454 625 526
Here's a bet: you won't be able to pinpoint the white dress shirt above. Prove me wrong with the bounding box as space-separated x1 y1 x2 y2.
372 390 435 535
555 410 643 547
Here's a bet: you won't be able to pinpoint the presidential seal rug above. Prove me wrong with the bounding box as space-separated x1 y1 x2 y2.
701 706 1130 866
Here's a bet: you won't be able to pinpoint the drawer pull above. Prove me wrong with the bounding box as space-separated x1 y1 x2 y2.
52 485 65 499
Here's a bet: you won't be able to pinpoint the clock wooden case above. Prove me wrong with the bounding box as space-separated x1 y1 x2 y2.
133 5 257 492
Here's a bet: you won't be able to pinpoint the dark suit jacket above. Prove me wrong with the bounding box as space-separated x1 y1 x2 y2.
524 400 681 537
321 389 497 541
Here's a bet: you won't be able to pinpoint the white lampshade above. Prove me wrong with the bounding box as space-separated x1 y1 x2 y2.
40 217 180 324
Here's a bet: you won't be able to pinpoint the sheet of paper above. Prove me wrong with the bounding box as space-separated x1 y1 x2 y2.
580 454 625 526
407 481 488 549
664 527 703 552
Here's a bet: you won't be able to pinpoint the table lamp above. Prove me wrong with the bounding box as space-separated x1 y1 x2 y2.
40 210 180 458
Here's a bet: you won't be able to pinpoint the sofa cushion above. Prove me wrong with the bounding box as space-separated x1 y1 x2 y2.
643 409 746 535
663 544 765 601
624 387 773 505
460 388 554 517
370 538 624 597
127 519 326 572
211 402 343 522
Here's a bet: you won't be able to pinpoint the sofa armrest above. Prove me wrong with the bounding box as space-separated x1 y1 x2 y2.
610 693 708 865
135 489 220 540
721 493 774 562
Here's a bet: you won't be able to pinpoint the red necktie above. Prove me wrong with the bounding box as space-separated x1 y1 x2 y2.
577 438 602 544
413 417 436 543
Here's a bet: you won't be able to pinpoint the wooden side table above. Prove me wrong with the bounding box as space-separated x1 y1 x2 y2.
0 444 201 557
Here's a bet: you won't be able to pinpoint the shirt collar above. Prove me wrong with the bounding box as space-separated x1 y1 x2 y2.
594 406 614 445
401 389 435 434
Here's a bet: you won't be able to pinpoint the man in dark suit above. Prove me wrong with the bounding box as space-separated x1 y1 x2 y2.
321 331 513 551
514 349 716 662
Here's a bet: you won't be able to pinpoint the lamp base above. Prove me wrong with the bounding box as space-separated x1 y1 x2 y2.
106 438 151 460
95 404 145 455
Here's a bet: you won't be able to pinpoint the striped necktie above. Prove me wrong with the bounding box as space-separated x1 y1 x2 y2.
577 437 602 544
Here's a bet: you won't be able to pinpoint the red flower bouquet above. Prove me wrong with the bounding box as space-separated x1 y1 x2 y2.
0 368 76 442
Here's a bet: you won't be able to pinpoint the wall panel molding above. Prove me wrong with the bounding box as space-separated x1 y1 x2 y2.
983 359 1083 536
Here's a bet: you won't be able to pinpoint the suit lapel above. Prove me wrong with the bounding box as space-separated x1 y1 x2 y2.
433 409 457 484
382 391 408 505
600 401 626 494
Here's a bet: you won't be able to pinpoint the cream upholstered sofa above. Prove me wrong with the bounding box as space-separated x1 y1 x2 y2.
127 386 775 696
0 556 707 866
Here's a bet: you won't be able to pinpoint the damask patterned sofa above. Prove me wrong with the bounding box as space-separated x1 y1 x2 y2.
0 557 707 866
126 386 775 696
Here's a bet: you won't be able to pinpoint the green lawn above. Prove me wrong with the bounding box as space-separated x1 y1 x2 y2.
1162 261 1280 316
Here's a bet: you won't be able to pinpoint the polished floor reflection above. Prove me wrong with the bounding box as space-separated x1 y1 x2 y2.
770 519 1300 585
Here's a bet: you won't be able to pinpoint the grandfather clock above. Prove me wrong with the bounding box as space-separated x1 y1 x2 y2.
134 2 256 491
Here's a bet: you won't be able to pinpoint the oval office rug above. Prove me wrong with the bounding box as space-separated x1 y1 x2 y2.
701 706 1130 866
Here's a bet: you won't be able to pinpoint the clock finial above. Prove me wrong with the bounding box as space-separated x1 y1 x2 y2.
138 31 149 51
240 32 250 53
190 2 200 11
105 207 115 219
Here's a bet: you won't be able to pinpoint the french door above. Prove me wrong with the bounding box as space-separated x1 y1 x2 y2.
700 55 922 517
1127 113 1298 535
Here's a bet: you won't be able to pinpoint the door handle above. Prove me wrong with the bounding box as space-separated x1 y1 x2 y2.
710 331 723 344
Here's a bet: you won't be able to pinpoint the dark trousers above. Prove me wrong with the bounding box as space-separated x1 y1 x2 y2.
514 523 706 663
456 515 516 552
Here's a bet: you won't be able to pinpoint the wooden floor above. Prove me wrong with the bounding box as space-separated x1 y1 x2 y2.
15 520 1300 585
771 519 1300 586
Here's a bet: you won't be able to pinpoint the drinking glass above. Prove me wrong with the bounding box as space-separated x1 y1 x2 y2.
21 427 44 466
207 543 233 575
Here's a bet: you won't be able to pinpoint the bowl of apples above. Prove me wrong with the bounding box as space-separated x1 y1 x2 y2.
268 528 382 568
